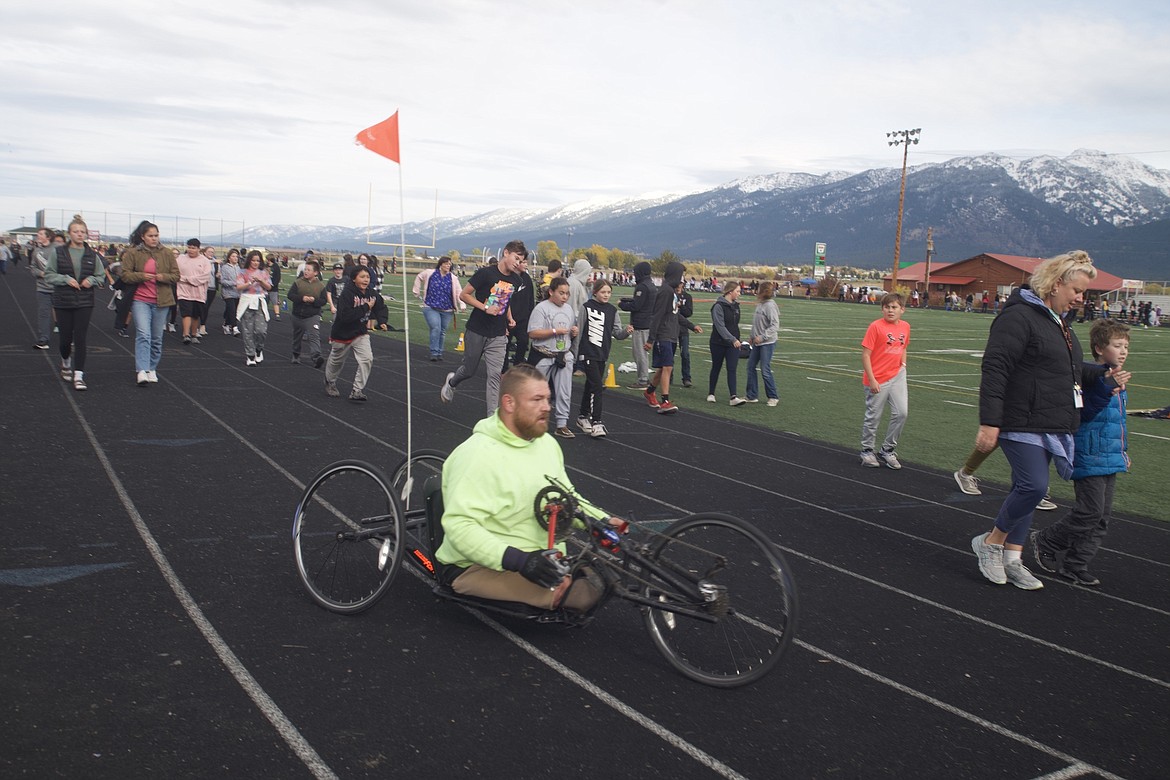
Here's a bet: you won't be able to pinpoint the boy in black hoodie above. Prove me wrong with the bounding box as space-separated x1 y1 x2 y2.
324 265 389 402
618 261 656 388
643 261 701 414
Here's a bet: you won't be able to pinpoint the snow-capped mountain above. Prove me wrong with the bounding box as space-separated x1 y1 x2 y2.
233 151 1170 278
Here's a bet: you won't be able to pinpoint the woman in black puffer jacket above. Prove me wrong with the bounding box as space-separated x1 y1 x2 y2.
44 215 105 391
970 251 1107 591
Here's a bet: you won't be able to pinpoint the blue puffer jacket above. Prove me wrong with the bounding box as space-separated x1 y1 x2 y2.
1071 367 1129 479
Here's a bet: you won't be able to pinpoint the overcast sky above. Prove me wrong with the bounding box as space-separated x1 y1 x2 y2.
3 0 1169 235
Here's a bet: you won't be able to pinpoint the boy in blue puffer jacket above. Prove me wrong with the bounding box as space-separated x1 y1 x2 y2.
1030 319 1133 586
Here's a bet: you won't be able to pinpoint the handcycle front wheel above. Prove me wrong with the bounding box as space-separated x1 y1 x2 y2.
641 513 799 688
292 459 404 614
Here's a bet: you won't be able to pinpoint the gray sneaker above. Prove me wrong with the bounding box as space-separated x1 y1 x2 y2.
859 450 880 468
878 450 902 470
324 378 340 398
1004 560 1044 590
971 533 1007 585
440 372 455 403
953 469 981 495
1035 496 1058 511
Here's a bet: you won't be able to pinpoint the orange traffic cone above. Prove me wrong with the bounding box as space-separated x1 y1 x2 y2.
604 362 618 388
456 332 465 352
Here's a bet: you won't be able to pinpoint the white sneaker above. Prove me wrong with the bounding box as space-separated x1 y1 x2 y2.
255 351 264 364
137 370 148 386
971 533 1007 585
766 398 778 407
1035 496 1058 511
877 450 902 470
440 372 455 403
590 422 608 438
576 416 593 433
745 397 759 403
223 325 231 335
1004 560 1044 590
859 450 880 468
706 394 716 403
953 469 981 495
729 396 746 407
246 357 257 366
145 371 158 383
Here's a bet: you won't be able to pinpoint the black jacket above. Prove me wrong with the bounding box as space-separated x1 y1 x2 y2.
329 279 388 342
619 261 657 329
979 289 1105 433
50 245 102 309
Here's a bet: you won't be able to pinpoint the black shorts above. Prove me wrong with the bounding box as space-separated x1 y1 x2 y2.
179 299 204 319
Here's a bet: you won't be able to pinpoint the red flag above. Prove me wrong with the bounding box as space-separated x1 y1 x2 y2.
355 111 400 163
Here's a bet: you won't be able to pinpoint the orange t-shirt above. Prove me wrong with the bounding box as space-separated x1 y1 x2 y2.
861 318 910 386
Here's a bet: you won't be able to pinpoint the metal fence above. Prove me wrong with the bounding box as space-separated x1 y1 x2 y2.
35 209 245 246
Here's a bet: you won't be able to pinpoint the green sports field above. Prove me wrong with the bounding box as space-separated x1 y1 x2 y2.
344 277 1169 522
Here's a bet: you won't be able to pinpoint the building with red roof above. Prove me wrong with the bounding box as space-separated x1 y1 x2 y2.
883 252 1125 303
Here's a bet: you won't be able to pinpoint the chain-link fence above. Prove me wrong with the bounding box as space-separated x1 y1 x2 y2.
35 209 245 246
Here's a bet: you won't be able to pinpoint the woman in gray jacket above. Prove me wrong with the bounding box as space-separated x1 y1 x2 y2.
745 281 779 406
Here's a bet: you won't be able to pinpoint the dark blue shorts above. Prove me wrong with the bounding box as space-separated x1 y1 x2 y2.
651 340 676 368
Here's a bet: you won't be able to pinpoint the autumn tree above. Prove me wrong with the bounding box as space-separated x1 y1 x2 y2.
537 240 562 265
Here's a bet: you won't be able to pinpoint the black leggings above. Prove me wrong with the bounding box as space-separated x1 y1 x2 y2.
577 358 606 422
56 307 93 371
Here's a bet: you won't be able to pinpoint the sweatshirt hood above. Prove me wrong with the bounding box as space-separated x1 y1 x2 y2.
572 259 592 282
474 411 540 449
633 261 652 281
663 261 684 289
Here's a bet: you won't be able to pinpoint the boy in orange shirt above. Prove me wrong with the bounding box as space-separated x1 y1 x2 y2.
860 293 910 469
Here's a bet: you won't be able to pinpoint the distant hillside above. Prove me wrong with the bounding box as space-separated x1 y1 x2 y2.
234 150 1170 280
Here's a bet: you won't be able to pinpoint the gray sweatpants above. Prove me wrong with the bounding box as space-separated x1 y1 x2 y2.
448 330 507 414
534 353 575 428
325 334 373 392
860 367 908 453
1035 473 1115 571
291 313 322 360
631 328 650 384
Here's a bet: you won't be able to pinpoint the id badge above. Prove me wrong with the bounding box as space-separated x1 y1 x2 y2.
1073 383 1083 409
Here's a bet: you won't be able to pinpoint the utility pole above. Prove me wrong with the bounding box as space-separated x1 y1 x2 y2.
924 227 935 307
887 128 921 291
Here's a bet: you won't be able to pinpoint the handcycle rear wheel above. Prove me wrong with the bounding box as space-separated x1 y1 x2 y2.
641 513 798 688
292 459 404 614
389 449 447 516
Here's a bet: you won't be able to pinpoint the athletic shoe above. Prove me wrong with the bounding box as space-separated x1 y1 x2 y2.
313 356 325 369
324 378 340 397
191 336 201 345
877 450 902 470
166 323 176 332
1035 496 1058 511
953 469 981 495
246 357 257 366
554 426 576 439
657 400 679 414
255 351 264 364
577 416 593 433
146 371 158 383
198 327 207 336
1004 560 1044 590
223 325 231 335
348 390 367 403
706 394 716 403
971 533 1007 585
590 423 608 438
766 398 778 407
34 342 49 350
644 389 659 408
681 379 693 388
60 364 73 382
231 327 241 336
729 396 746 407
745 397 759 403
137 371 149 387
73 373 87 391
626 381 649 389
291 356 301 365
1029 531 1059 573
117 328 129 338
182 336 192 345
1061 569 1100 587
859 450 880 468
440 372 455 403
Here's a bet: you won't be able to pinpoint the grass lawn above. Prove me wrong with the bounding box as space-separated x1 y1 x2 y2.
303 273 1170 522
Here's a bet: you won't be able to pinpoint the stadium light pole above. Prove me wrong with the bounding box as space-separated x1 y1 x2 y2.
887 128 921 291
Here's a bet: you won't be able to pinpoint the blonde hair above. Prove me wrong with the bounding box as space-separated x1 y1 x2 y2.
1029 250 1096 299
68 214 88 231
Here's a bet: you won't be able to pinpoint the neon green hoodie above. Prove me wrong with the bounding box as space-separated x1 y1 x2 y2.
435 413 604 570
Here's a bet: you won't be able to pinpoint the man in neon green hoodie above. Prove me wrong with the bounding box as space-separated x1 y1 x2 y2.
436 364 620 610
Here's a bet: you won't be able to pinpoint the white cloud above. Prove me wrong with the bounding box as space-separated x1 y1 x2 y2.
1 0 1168 233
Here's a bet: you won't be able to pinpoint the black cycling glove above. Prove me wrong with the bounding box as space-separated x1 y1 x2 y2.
502 546 563 589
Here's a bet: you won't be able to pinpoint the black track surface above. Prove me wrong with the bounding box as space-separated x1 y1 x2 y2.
3 271 1167 779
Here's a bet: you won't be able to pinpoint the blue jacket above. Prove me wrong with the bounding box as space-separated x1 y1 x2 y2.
1072 367 1129 479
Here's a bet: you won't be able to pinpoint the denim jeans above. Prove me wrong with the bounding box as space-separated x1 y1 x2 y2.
745 341 777 400
131 299 168 372
422 307 454 357
36 291 53 344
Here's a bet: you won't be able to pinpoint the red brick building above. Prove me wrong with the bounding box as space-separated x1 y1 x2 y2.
884 253 1125 303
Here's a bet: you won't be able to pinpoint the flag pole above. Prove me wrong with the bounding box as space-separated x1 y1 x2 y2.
399 154 412 489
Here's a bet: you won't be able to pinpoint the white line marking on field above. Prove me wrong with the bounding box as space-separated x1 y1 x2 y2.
1132 431 1170 441
806 377 834 383
943 400 977 407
